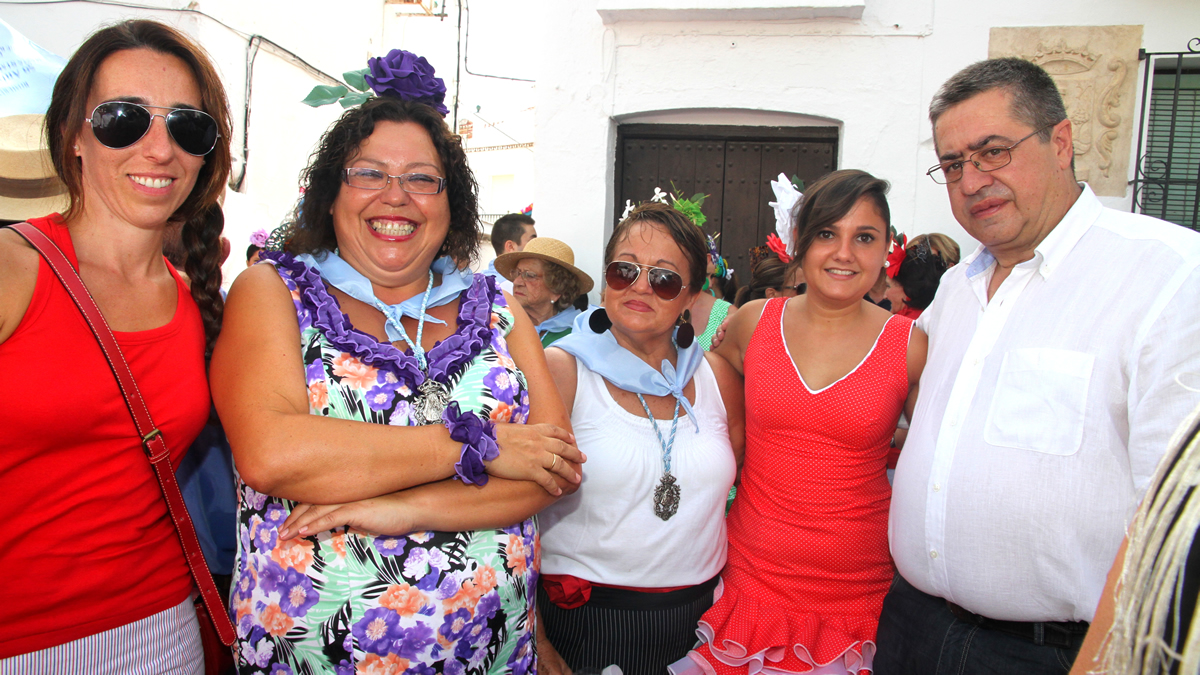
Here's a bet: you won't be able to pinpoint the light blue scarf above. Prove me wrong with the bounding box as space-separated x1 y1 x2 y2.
535 307 581 336
296 251 474 342
554 308 704 431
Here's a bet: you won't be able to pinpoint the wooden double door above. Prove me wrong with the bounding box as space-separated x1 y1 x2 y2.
615 123 838 282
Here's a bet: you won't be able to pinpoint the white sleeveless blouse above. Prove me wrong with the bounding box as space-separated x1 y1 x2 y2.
539 355 737 587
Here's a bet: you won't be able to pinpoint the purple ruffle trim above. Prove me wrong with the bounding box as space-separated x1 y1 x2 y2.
443 401 499 486
262 252 499 389
429 272 498 382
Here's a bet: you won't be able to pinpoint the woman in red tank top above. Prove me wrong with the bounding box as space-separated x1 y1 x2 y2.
682 170 929 675
0 20 231 672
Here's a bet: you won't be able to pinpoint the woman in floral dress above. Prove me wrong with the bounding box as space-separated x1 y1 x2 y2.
210 54 583 675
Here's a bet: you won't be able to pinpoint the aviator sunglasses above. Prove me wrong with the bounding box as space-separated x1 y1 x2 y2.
86 101 220 157
605 261 687 300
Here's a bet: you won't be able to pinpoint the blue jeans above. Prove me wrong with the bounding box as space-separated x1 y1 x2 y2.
873 574 1083 675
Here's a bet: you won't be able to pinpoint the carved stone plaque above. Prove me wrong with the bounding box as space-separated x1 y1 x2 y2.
990 25 1143 197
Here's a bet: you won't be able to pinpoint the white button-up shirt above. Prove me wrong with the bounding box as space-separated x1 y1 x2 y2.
891 185 1200 623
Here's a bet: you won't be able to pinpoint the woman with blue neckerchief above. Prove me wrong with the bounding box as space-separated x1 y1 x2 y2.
536 202 745 675
210 50 583 674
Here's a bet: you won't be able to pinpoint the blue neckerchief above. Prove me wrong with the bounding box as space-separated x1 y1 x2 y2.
296 251 473 342
535 307 581 336
554 308 704 431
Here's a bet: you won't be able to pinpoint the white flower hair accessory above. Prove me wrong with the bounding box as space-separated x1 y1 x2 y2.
769 173 803 257
621 199 635 220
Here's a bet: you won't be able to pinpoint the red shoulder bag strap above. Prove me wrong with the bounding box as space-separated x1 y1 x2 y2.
8 221 236 647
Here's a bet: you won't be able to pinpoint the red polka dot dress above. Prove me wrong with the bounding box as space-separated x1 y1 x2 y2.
688 298 912 675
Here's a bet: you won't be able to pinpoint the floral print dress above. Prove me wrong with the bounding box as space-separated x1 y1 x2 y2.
231 253 538 675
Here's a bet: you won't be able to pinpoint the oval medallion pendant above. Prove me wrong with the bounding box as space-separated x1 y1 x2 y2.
413 379 451 425
653 472 681 521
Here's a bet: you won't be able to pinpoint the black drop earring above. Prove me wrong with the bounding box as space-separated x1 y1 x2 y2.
675 309 695 349
589 308 612 333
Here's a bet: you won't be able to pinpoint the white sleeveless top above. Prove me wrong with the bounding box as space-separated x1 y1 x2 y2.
539 355 737 587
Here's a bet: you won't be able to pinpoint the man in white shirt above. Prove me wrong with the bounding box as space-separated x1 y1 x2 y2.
484 213 536 293
875 58 1200 674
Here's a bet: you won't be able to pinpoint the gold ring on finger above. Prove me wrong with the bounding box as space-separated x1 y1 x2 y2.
551 455 559 471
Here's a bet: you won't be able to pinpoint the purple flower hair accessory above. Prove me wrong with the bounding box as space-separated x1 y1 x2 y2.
250 229 270 248
443 401 499 486
365 49 449 116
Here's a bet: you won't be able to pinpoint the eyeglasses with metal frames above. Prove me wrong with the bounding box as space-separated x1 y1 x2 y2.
85 101 219 156
342 167 447 194
512 268 543 282
925 123 1058 185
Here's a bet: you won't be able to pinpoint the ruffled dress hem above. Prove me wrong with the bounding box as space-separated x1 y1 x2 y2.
681 579 877 675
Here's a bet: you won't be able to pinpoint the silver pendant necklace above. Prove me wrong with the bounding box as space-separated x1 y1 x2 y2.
413 379 451 425
637 393 682 521
392 271 449 425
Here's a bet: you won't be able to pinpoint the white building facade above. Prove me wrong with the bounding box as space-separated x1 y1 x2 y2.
532 0 1200 295
2 1 1196 295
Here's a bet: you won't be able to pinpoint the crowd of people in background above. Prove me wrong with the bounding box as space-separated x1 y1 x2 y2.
5 17 1200 675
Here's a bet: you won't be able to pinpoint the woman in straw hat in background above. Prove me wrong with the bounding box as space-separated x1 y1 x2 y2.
494 236 594 347
0 19 231 673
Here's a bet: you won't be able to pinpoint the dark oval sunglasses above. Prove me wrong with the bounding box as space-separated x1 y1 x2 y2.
605 260 687 301
86 101 220 157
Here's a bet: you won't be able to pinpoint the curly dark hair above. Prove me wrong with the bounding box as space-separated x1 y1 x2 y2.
605 202 708 293
45 20 232 361
287 96 481 266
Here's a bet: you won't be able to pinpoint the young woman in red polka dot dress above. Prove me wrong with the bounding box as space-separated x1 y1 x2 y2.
684 170 928 675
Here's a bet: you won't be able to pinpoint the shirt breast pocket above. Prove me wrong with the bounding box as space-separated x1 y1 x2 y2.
983 348 1094 456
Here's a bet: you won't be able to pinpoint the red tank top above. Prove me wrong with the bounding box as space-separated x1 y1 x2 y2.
0 215 209 657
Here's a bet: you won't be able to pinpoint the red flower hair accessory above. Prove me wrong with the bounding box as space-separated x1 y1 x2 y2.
885 233 907 279
766 233 792 263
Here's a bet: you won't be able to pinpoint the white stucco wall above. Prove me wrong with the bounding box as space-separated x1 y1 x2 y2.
534 0 1200 294
7 1 1195 295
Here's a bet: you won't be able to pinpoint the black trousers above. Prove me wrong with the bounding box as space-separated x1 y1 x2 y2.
874 574 1085 675
537 577 717 675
